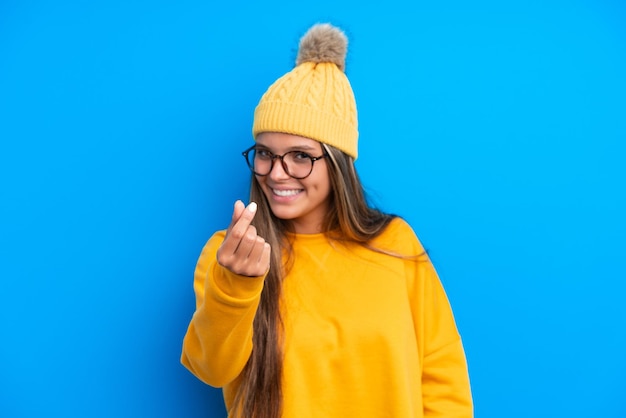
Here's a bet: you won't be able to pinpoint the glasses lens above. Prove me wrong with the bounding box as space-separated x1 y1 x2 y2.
283 151 313 179
248 148 271 176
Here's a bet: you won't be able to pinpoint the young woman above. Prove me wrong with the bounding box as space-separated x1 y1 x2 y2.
181 23 473 418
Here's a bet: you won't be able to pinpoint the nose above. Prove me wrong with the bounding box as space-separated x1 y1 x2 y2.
268 157 291 181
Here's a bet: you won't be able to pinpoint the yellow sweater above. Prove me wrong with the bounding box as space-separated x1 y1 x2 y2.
181 218 473 417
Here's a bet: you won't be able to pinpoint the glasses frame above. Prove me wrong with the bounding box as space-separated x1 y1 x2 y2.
242 145 328 180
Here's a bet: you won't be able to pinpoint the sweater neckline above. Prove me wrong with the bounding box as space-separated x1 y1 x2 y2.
286 231 328 241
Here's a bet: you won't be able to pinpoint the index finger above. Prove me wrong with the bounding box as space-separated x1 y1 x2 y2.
226 200 246 232
225 201 258 242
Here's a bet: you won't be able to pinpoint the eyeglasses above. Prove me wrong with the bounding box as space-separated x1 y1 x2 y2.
242 145 328 179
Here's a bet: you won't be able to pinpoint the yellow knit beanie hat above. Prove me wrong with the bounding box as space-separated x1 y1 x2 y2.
252 23 359 159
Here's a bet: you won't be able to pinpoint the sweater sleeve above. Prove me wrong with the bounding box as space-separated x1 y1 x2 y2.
396 220 473 417
180 230 266 387
419 262 473 417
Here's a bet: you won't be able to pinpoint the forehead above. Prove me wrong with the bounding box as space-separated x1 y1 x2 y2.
255 132 322 152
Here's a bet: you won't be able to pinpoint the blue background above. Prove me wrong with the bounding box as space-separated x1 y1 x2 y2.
1 1 625 417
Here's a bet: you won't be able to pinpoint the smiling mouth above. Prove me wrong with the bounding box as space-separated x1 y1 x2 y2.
272 188 303 197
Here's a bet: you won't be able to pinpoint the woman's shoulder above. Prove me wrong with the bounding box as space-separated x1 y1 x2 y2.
382 216 417 239
198 229 228 256
375 216 425 253
385 216 412 232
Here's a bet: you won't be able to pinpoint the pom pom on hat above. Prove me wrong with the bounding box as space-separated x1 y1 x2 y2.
252 23 359 159
296 23 348 72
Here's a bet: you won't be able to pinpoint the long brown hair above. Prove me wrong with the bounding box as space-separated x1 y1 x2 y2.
231 143 395 418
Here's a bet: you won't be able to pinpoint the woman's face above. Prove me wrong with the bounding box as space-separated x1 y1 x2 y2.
255 132 331 234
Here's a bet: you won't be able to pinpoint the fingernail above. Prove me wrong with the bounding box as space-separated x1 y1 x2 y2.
248 202 257 213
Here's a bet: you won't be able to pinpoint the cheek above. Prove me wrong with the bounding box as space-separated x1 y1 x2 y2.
310 172 332 197
255 177 271 196
256 175 268 188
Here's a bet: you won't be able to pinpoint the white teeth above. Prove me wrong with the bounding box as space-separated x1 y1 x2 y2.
272 189 301 197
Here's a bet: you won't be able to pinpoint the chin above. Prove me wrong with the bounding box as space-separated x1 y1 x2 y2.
267 204 300 221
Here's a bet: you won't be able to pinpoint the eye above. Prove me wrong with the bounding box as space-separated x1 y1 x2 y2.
255 149 272 159
292 151 312 162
